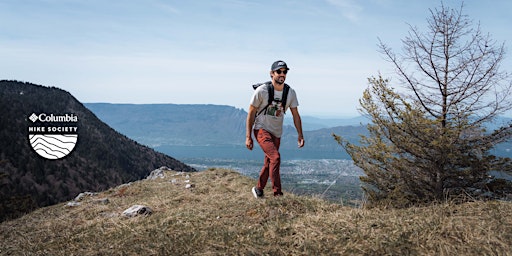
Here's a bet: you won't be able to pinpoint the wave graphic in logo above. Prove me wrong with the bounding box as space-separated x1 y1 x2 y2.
29 134 78 160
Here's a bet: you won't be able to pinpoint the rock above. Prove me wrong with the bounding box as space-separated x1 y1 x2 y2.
74 192 96 201
146 166 170 180
185 184 195 189
122 205 153 217
66 201 81 207
67 193 107 207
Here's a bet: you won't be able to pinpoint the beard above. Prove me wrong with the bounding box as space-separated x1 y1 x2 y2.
274 76 285 85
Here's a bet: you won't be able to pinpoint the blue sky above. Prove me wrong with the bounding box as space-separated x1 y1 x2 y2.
1 0 511 116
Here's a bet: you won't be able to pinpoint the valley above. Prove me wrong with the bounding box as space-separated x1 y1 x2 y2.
175 157 365 206
84 102 512 206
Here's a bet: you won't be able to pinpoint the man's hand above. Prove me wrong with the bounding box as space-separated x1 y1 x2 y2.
246 136 253 150
298 136 305 148
290 107 304 149
246 105 257 151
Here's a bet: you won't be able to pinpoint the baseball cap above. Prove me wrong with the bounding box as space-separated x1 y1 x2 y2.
271 60 289 71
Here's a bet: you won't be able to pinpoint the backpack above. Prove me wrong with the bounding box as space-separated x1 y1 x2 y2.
252 81 290 116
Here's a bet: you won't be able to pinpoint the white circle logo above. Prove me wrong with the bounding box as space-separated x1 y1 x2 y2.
28 113 79 160
29 134 78 160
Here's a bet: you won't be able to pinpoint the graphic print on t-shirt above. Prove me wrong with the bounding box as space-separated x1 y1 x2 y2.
266 100 283 117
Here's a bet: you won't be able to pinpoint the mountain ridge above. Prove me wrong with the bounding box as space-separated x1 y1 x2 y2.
84 103 512 160
0 80 195 222
84 103 370 160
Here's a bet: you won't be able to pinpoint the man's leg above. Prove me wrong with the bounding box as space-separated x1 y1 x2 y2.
270 134 282 196
255 129 282 195
254 130 269 191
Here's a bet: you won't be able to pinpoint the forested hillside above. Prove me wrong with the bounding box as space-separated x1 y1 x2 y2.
0 80 195 222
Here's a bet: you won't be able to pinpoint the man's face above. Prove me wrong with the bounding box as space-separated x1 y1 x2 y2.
271 68 288 85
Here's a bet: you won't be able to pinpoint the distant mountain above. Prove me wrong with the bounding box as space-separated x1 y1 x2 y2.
84 103 247 147
0 80 195 222
85 103 369 160
85 103 512 161
285 115 370 131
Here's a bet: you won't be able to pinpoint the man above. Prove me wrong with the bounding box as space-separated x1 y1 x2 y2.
245 60 305 198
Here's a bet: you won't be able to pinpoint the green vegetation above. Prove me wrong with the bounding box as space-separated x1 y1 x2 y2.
336 3 512 208
0 80 195 222
1 169 510 255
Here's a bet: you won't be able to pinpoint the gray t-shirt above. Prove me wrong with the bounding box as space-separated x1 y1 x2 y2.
250 84 299 137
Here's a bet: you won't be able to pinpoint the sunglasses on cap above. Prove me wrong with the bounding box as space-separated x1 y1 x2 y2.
274 70 288 75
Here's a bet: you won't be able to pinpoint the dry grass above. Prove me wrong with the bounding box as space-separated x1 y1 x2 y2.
1 168 511 255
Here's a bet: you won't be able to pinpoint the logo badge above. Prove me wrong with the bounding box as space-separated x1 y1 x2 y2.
28 113 79 160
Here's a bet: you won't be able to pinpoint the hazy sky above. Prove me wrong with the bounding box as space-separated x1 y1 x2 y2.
1 0 511 116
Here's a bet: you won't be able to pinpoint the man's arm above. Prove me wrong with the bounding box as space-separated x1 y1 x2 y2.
289 107 305 148
245 105 258 150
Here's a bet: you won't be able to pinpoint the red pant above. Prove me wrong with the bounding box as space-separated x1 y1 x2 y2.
254 129 283 196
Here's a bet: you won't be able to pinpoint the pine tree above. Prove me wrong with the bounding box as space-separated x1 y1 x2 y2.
335 3 512 208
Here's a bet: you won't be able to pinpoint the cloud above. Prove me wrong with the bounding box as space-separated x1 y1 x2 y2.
152 0 180 15
325 0 363 22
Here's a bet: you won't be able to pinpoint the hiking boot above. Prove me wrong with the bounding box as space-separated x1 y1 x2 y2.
252 187 264 198
274 192 284 197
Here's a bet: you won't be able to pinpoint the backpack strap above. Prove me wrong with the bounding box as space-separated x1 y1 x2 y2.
282 83 290 114
256 82 274 116
266 82 274 106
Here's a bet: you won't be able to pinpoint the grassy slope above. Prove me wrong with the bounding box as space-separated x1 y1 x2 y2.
1 168 511 255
